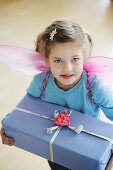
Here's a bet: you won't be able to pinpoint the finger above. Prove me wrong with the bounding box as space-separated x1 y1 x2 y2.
8 143 13 146
2 138 10 145
8 140 14 145
105 155 113 170
0 126 5 135
9 138 14 142
3 139 13 145
1 126 13 141
1 126 14 145
0 127 7 138
2 136 14 144
1 134 14 145
1 131 7 140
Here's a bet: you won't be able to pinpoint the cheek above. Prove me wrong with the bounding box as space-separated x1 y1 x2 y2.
50 63 61 75
73 62 83 72
50 62 61 71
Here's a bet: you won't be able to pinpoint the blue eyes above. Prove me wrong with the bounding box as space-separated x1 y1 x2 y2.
54 59 62 63
54 58 79 63
72 57 78 61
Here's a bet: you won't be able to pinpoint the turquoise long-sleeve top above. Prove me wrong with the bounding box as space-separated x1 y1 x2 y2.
26 70 113 121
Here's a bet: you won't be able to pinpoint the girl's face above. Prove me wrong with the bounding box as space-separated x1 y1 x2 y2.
45 42 85 91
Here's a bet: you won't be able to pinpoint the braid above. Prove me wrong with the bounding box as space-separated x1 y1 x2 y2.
85 69 96 105
40 70 51 98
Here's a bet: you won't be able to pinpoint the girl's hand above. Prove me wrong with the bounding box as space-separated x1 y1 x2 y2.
105 149 113 170
0 126 13 146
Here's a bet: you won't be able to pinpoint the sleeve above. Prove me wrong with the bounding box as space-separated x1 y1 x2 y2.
91 79 113 121
1 113 10 125
26 71 47 97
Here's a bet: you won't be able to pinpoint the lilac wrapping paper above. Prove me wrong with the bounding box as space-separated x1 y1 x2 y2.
2 94 113 170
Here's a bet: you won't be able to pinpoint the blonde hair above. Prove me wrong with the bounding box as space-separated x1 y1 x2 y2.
35 20 93 59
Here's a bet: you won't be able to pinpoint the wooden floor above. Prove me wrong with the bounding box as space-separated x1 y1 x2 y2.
0 0 113 170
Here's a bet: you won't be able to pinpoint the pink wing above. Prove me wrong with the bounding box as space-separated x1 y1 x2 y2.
84 56 113 84
0 45 50 76
0 45 113 84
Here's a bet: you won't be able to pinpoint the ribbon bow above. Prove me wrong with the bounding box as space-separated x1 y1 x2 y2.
46 110 83 135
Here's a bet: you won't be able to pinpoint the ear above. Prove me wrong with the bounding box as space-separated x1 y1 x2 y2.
44 57 50 67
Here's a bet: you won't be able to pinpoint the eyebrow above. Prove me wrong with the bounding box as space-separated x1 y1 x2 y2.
53 55 79 59
53 57 62 59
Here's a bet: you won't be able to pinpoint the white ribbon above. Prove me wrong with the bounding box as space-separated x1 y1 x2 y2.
15 107 113 162
82 129 113 144
15 107 54 121
49 127 62 162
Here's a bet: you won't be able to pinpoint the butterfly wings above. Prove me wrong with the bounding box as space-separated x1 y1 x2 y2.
84 56 113 84
0 45 113 85
0 45 49 75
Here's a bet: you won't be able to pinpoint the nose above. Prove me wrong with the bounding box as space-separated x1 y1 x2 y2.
63 62 72 72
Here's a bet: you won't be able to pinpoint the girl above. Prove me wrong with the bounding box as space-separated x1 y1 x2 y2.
1 20 113 170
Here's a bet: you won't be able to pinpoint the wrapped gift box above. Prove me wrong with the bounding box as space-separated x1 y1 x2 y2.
2 94 113 170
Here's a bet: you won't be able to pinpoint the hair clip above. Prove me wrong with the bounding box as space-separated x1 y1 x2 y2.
50 28 57 41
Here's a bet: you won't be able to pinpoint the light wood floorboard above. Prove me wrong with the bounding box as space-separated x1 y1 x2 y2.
0 0 113 169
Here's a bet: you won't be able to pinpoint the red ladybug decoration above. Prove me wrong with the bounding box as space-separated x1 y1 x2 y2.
54 112 70 126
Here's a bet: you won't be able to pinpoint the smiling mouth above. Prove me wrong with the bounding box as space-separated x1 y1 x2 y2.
60 74 74 79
